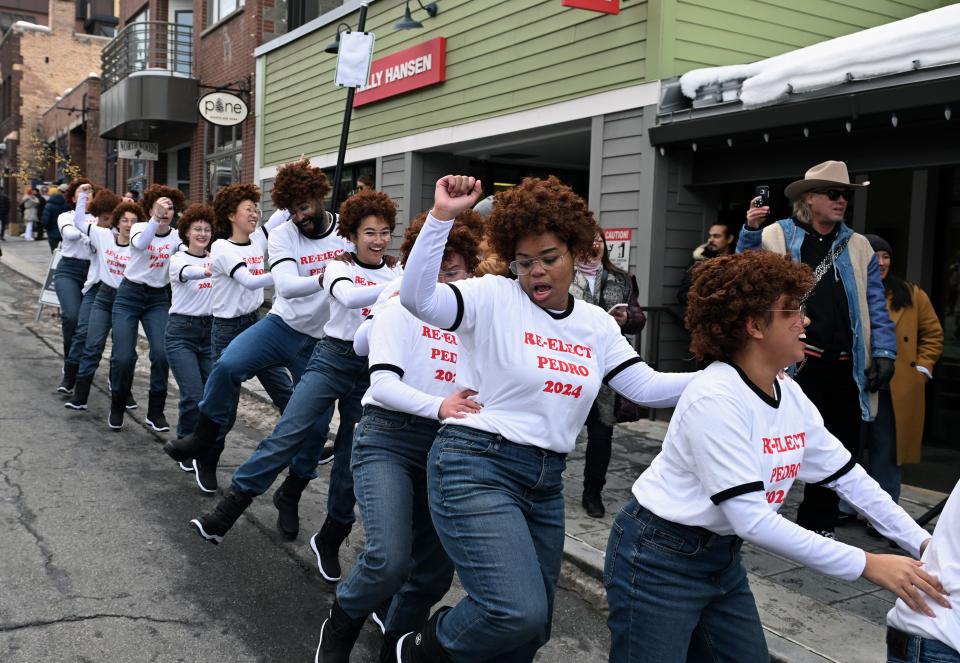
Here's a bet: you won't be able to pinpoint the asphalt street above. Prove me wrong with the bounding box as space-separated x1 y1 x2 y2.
0 263 610 662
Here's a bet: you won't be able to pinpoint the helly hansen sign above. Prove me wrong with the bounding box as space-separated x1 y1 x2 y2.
354 37 446 108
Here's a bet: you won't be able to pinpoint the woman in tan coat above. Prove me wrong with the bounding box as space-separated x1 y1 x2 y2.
864 235 943 506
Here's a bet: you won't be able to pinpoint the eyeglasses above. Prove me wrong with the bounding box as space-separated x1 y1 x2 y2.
509 251 568 276
767 304 807 320
812 189 850 202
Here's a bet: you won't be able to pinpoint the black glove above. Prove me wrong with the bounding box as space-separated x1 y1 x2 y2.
865 357 895 392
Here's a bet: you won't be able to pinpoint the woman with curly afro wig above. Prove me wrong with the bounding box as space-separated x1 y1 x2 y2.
315 208 484 660
609 250 945 663
106 184 184 432
395 174 695 661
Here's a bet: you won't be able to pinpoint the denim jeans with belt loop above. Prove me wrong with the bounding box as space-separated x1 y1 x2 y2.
336 405 454 636
427 425 567 662
65 281 101 370
109 278 171 397
165 313 214 438
77 285 118 379
604 498 768 663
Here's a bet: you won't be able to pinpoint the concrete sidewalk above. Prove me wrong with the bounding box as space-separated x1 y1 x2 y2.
1 237 947 663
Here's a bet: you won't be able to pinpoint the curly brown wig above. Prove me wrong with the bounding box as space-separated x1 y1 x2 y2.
212 183 260 236
271 158 331 211
178 204 216 245
111 201 146 229
65 177 93 204
336 189 397 239
140 184 187 218
685 251 814 361
486 176 597 265
87 189 121 219
401 209 484 274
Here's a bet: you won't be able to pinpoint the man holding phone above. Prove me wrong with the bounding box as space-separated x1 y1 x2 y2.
738 160 897 538
676 221 737 307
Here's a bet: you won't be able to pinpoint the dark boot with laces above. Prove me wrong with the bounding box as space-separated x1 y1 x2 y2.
190 488 253 544
314 600 366 663
273 472 311 540
309 516 352 583
145 391 170 432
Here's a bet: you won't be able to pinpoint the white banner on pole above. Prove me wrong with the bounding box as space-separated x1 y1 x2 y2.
336 31 375 88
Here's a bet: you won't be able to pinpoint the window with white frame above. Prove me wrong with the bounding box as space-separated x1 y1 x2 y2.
207 0 243 27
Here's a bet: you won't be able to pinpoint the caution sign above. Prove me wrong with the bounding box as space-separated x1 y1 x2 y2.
39 248 62 308
603 228 632 272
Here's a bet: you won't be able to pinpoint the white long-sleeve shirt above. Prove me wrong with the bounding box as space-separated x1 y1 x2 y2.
398 213 695 452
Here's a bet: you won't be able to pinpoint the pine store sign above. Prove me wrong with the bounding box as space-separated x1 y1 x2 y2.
198 91 249 127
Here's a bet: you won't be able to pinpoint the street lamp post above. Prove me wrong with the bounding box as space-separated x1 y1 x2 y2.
328 2 369 216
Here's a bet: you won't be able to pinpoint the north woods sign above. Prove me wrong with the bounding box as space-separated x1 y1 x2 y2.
198 91 249 126
354 37 446 108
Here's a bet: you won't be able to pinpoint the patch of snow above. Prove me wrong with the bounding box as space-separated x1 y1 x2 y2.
679 4 960 109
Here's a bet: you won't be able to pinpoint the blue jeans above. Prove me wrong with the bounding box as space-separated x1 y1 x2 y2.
110 279 171 396
231 336 367 522
54 256 90 358
78 285 118 379
337 405 453 635
605 499 768 663
888 629 960 662
863 389 902 504
428 426 566 662
65 282 101 369
166 314 214 438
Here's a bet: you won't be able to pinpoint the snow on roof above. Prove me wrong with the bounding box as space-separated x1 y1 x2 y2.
679 4 960 109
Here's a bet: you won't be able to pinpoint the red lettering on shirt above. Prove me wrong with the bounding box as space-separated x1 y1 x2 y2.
421 325 458 346
429 348 457 364
535 355 590 377
299 249 343 265
769 462 801 483
523 332 593 359
762 432 806 454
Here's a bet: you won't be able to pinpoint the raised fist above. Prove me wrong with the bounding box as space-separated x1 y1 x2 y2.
431 175 482 222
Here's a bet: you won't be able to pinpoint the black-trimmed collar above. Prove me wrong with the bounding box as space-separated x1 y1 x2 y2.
185 250 208 258
295 211 336 240
155 227 173 238
541 293 575 320
352 252 386 270
724 361 781 409
228 238 252 246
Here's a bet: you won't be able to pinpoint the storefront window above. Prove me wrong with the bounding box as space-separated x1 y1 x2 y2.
321 161 375 210
204 123 242 201
207 0 243 27
124 159 147 197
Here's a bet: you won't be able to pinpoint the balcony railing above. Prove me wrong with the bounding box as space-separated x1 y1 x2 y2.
101 21 193 90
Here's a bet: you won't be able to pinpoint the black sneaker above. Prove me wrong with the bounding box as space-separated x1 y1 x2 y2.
317 441 335 465
57 363 78 394
145 391 170 432
190 489 253 545
126 392 138 410
193 459 218 493
178 461 194 472
581 490 605 518
309 517 352 583
836 512 859 526
813 529 837 540
64 376 92 411
273 473 310 540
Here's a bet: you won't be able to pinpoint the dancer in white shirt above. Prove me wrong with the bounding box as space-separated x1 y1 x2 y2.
607 249 949 663
316 210 484 662
107 185 185 431
396 174 696 662
165 204 215 445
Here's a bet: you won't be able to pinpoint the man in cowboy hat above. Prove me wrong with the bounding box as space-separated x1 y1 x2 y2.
739 160 897 537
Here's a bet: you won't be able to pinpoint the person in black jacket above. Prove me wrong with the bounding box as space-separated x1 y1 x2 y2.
41 186 69 252
0 189 9 241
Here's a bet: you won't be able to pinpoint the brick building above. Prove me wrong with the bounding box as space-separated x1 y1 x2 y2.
0 0 114 230
40 74 105 185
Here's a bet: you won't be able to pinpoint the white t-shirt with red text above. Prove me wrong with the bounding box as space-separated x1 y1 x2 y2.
888 480 960 652
209 235 268 319
268 221 352 339
87 226 131 290
169 250 213 317
58 211 95 260
362 296 461 416
322 257 402 342
436 275 637 453
124 223 182 288
631 362 853 532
